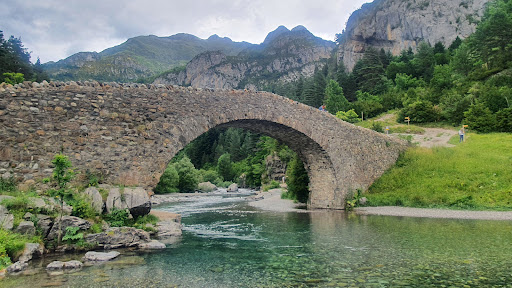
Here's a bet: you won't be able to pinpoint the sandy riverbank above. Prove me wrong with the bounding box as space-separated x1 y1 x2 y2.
355 206 512 221
247 189 307 212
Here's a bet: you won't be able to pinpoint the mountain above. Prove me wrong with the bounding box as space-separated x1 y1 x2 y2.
153 25 336 90
337 0 490 71
42 34 255 82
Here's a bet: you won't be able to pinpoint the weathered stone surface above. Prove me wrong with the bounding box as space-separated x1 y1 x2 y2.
138 240 166 249
83 251 120 262
15 221 36 236
197 182 217 192
123 187 151 217
18 243 44 263
6 261 28 274
84 227 150 249
227 183 238 192
0 205 14 230
106 187 127 213
155 221 182 238
36 214 53 238
0 195 14 203
47 216 92 242
337 0 489 71
84 187 104 214
46 260 83 270
28 197 72 215
0 83 406 209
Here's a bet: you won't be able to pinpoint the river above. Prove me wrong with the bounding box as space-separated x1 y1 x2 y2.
2 193 512 287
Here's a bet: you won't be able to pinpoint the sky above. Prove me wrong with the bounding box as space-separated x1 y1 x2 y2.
0 0 372 63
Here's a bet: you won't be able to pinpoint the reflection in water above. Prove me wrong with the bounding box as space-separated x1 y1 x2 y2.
2 195 512 288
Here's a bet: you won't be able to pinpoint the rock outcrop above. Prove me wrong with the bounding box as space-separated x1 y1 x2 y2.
18 243 44 263
47 216 92 242
105 186 151 217
84 187 104 214
0 205 13 230
265 152 287 182
337 0 490 71
15 221 36 236
154 26 335 90
84 227 151 249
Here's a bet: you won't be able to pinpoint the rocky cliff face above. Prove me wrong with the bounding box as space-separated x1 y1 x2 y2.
153 26 336 90
338 0 490 71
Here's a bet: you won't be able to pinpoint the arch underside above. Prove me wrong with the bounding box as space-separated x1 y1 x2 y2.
217 120 343 209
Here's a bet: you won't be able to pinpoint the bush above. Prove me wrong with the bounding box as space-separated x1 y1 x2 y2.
154 164 179 194
336 109 361 123
0 229 40 269
370 121 384 133
399 100 440 123
464 102 496 132
199 169 221 183
69 194 97 219
0 177 17 193
263 180 281 192
496 108 512 132
104 208 129 227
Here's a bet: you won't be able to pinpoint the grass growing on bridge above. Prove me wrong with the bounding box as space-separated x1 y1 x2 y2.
365 133 512 210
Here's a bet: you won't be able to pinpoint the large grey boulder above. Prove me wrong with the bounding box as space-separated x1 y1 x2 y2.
82 251 120 261
198 182 217 192
106 187 151 217
47 216 92 242
123 187 151 217
105 187 128 213
84 187 104 214
15 221 36 236
18 243 44 263
28 197 72 215
0 205 14 230
156 221 182 238
227 183 238 192
84 227 150 249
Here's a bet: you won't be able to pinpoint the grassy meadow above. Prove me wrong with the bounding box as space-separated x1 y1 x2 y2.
365 133 512 210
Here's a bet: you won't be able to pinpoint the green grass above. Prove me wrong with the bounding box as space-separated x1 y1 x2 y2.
366 133 512 210
356 111 426 134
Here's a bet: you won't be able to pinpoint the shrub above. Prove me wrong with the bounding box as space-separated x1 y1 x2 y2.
399 100 440 123
263 180 281 192
69 194 97 219
154 164 179 194
62 226 84 245
496 108 512 132
464 102 496 132
0 229 40 268
336 109 361 123
104 208 129 227
0 177 17 193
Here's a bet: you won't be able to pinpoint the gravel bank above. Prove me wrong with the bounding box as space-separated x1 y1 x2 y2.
355 206 512 221
248 189 307 212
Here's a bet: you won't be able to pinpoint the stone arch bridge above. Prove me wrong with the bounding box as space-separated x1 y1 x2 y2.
0 81 406 209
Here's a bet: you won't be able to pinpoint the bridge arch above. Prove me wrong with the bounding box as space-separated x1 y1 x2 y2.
0 82 406 209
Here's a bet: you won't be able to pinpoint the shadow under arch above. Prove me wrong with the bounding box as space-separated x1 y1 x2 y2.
171 118 341 209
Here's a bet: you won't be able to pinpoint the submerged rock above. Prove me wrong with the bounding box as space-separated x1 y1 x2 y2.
46 260 83 270
7 261 28 274
83 251 120 262
18 243 44 263
138 240 166 249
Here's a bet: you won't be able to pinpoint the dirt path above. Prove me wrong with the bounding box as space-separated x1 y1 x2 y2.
394 128 458 148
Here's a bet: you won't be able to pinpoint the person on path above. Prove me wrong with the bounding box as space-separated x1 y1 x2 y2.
459 127 465 142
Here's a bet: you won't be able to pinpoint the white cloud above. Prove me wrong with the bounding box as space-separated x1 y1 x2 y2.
0 0 372 63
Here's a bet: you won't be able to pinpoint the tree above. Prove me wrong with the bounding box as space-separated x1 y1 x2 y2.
154 165 179 194
353 47 390 95
464 102 497 132
217 153 234 181
325 80 349 114
286 155 309 203
3 72 24 84
174 156 199 192
46 154 75 245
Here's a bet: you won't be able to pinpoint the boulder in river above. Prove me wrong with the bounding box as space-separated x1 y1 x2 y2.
18 243 44 263
46 260 83 270
227 183 238 192
197 182 217 192
83 251 120 261
84 227 150 249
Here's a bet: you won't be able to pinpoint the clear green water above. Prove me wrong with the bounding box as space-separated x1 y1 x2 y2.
2 195 512 287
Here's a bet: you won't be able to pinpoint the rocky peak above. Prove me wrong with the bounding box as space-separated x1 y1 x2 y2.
338 0 490 71
263 25 291 44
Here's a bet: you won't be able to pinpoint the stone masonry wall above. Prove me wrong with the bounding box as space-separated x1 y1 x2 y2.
0 81 407 209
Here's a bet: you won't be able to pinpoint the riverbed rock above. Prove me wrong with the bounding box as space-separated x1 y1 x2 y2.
0 205 14 230
155 221 182 238
47 216 92 242
36 214 53 238
123 187 151 218
84 187 104 214
227 183 238 192
84 227 151 249
15 221 36 236
6 261 28 274
139 240 166 249
198 182 217 192
18 243 44 263
46 260 83 270
83 251 120 261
